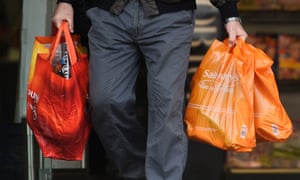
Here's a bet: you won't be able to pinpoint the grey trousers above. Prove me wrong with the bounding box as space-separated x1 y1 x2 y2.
86 1 194 179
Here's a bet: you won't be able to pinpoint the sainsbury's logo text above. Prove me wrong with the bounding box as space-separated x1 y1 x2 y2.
203 70 239 82
27 89 39 120
198 70 240 93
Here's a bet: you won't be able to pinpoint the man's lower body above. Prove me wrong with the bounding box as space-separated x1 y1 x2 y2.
86 1 194 179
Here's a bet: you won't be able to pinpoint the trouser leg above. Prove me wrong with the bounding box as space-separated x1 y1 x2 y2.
87 5 147 179
137 9 195 180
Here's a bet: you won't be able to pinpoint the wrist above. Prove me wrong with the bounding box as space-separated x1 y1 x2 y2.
225 17 242 24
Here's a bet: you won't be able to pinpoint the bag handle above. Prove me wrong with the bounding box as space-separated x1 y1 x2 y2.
49 21 77 65
223 38 251 61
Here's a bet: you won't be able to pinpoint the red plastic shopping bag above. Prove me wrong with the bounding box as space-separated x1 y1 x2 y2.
185 39 256 152
253 46 293 142
26 22 91 160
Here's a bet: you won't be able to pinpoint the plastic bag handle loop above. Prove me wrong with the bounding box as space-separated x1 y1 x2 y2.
49 21 77 65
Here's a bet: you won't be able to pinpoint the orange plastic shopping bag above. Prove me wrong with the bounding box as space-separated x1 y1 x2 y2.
253 47 293 142
28 36 51 84
185 39 256 152
26 22 90 160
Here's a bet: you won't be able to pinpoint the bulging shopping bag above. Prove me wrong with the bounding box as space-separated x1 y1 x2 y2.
253 46 293 142
26 22 91 160
185 39 256 152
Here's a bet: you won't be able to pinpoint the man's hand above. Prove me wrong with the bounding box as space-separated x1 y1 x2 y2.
52 2 74 32
225 21 248 47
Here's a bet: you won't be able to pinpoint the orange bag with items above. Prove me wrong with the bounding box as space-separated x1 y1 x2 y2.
253 47 293 142
185 39 256 152
26 22 91 160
